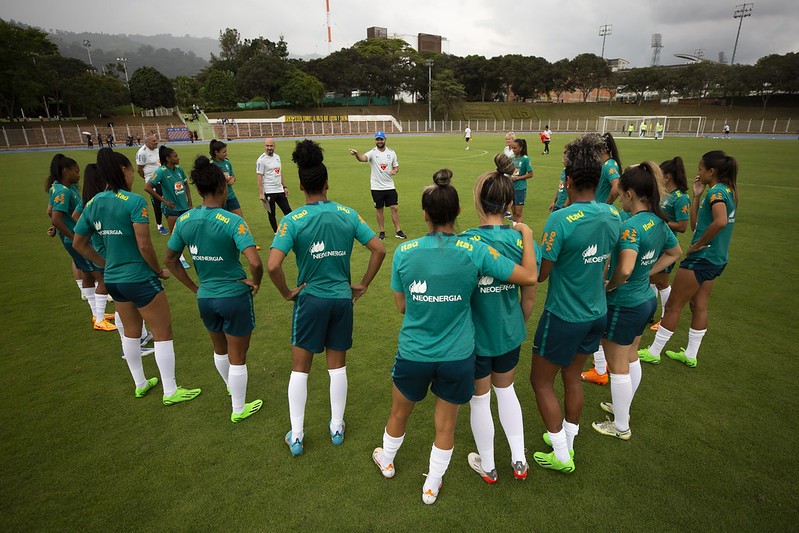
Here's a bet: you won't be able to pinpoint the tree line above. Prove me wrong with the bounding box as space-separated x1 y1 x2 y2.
2 19 797 121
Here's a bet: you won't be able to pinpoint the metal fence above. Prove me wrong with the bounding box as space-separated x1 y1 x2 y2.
2 116 796 149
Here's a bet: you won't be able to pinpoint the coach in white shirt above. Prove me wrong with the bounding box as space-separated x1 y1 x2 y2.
256 138 291 233
135 133 167 234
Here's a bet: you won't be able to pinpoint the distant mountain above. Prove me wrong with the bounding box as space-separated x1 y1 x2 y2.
10 20 218 77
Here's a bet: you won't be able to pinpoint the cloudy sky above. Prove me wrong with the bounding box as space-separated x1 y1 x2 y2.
4 0 797 67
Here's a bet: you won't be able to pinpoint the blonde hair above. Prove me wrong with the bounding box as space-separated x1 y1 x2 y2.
505 132 516 140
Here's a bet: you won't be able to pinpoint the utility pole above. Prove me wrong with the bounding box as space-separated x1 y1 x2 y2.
426 59 434 127
731 3 753 65
116 57 135 116
82 39 93 69
599 25 612 59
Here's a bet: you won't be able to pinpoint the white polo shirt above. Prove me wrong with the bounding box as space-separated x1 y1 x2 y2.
256 152 284 194
135 145 160 180
364 147 398 191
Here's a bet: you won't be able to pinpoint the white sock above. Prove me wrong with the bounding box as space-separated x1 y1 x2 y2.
381 428 405 464
82 287 96 317
154 340 177 396
609 373 632 432
548 428 570 463
94 292 108 322
685 328 706 359
122 336 147 389
328 367 347 433
648 325 674 357
140 322 149 342
659 286 671 318
288 371 308 442
214 353 230 388
229 364 247 414
563 420 579 451
76 279 84 290
423 445 453 494
469 391 495 472
494 383 525 464
629 359 642 397
593 344 607 375
115 311 125 340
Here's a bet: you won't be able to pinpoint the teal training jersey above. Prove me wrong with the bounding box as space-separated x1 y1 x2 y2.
541 201 621 322
271 201 375 299
511 155 533 191
661 189 691 234
75 203 105 257
149 165 190 212
213 159 237 200
167 206 255 298
49 182 82 243
607 212 679 308
390 233 517 362
461 225 541 357
73 190 155 283
555 169 568 209
595 159 620 203
690 184 736 265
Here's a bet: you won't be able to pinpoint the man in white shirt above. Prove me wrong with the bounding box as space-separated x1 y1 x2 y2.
464 125 472 150
349 131 406 240
256 138 291 233
542 126 552 155
135 133 167 235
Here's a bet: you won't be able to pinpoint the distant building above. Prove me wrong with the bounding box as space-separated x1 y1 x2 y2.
367 27 388 39
418 33 442 54
606 58 630 72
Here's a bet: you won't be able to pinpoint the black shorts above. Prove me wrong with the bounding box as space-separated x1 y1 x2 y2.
475 346 521 379
680 256 726 285
371 189 398 209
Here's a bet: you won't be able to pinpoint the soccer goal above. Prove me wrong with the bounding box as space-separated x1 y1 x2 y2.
600 115 706 139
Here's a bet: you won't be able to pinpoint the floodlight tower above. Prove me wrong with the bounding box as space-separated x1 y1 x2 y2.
731 3 753 65
82 39 93 68
650 34 663 66
599 24 612 59
117 57 135 116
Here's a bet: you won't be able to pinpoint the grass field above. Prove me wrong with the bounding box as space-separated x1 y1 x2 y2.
2 133 797 530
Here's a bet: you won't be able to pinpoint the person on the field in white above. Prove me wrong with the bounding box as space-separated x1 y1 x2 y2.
256 138 292 233
464 126 472 150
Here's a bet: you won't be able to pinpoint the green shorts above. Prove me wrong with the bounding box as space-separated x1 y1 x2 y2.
680 256 726 284
162 207 188 218
391 351 476 405
514 189 527 207
62 239 97 273
198 293 255 337
534 310 606 366
291 293 353 353
105 278 163 308
225 197 241 212
604 298 657 346
475 346 521 379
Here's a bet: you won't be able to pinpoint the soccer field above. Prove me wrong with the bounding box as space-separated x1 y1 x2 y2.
2 134 797 530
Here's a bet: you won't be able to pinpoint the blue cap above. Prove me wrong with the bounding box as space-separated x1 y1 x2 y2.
374 131 386 139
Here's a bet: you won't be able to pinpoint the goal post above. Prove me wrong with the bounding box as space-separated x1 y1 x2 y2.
599 115 706 138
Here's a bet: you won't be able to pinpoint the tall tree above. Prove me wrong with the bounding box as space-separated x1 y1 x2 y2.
307 47 364 106
353 38 420 104
0 19 58 118
431 69 466 120
62 72 128 117
235 51 288 108
202 68 236 109
129 66 175 111
173 75 201 109
550 58 574 103
570 53 611 102
280 69 325 108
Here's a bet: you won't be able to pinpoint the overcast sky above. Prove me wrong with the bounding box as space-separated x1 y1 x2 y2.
4 0 797 67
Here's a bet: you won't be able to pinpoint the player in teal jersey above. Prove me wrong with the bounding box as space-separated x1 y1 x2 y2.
46 154 116 331
594 132 622 204
591 162 681 441
73 148 201 406
509 138 533 223
268 140 386 456
372 168 537 505
165 156 264 423
648 156 691 331
210 140 242 216
531 134 621 474
460 154 539 484
549 168 568 212
640 150 739 368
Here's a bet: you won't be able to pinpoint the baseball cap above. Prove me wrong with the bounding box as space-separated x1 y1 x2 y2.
374 131 386 139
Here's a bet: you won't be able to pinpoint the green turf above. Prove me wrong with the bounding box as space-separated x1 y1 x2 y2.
2 134 797 530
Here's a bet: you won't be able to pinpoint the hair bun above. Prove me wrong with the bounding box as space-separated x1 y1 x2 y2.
494 153 515 176
292 139 324 169
432 168 453 187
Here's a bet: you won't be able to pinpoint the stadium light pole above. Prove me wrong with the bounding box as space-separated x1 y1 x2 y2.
116 57 136 116
731 3 753 65
82 39 93 69
426 59 434 128
599 24 612 59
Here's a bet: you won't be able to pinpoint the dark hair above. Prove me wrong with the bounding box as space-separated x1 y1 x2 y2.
602 132 622 170
473 154 515 219
619 162 668 222
422 169 459 227
701 150 738 203
562 133 605 192
512 138 528 157
190 155 227 197
82 163 106 205
96 148 132 192
292 139 328 194
659 156 688 193
209 139 227 160
159 145 176 166
46 153 78 191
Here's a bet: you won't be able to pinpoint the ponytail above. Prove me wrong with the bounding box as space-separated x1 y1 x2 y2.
46 153 78 192
701 150 739 204
473 154 515 220
422 168 459 227
619 162 668 223
660 156 688 192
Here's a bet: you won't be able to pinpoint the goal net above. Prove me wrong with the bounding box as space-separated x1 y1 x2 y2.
600 115 706 139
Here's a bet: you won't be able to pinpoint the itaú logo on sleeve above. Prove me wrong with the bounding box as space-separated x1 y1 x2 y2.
477 275 516 294
640 249 656 266
309 241 346 260
95 220 123 235
409 280 462 302
189 243 223 262
582 243 610 264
